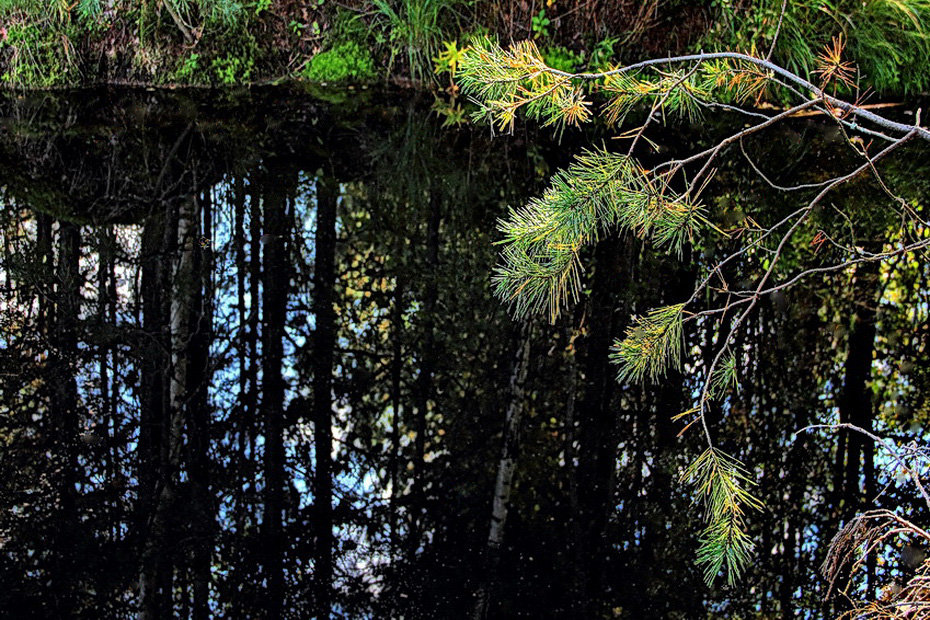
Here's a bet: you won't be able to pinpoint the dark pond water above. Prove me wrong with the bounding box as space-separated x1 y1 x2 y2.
0 86 927 618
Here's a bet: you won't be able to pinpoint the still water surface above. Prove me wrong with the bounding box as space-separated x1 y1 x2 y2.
0 87 926 618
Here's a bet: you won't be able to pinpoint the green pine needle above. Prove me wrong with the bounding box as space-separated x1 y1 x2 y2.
610 303 685 382
492 148 705 322
709 353 739 398
683 448 763 586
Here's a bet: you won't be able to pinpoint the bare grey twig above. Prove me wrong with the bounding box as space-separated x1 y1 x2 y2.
797 423 930 512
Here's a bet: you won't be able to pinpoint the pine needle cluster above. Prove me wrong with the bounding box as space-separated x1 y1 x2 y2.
601 69 707 125
697 58 773 104
457 38 591 133
684 448 763 586
458 36 784 133
492 150 705 322
709 353 739 398
610 303 685 383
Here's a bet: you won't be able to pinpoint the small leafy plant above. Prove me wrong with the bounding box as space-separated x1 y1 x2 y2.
0 20 77 87
173 52 201 83
211 53 253 85
433 40 466 78
541 46 583 73
531 9 551 39
253 0 271 16
588 36 619 70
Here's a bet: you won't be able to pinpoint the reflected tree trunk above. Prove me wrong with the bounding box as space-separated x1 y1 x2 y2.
97 226 121 541
390 277 404 555
411 191 441 554
472 324 532 620
563 326 582 614
140 195 197 619
50 220 81 615
313 176 338 617
188 191 214 620
249 176 262 471
836 259 882 522
574 236 627 614
233 177 249 539
261 172 292 619
137 208 168 616
35 215 54 330
835 257 882 598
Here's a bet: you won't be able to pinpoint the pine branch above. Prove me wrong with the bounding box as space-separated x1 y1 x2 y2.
458 38 583 134
683 448 763 586
463 36 930 594
709 353 739 398
610 303 685 382
492 150 704 322
459 38 779 133
458 36 930 141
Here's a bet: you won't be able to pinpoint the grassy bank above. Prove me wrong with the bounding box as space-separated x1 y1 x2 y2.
1 0 929 95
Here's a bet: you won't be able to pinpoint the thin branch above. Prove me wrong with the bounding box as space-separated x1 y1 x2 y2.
765 0 789 62
693 130 916 440
626 62 702 156
541 51 930 142
160 0 195 45
725 238 930 299
738 138 838 192
798 423 930 512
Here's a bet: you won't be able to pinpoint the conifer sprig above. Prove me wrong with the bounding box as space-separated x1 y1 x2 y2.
610 303 685 382
709 353 739 398
684 448 763 585
601 68 707 125
457 37 783 133
697 58 773 104
492 151 705 322
458 38 585 133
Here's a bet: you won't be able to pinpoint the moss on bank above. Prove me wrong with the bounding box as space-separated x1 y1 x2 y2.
0 1 928 95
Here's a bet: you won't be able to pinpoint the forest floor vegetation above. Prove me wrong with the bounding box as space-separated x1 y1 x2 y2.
0 1 928 97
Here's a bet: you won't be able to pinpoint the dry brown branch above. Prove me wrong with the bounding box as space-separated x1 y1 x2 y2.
824 510 930 619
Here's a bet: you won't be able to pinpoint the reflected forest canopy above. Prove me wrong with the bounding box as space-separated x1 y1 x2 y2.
0 87 929 619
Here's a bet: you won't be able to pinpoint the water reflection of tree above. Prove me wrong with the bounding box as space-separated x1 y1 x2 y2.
0 90 927 618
